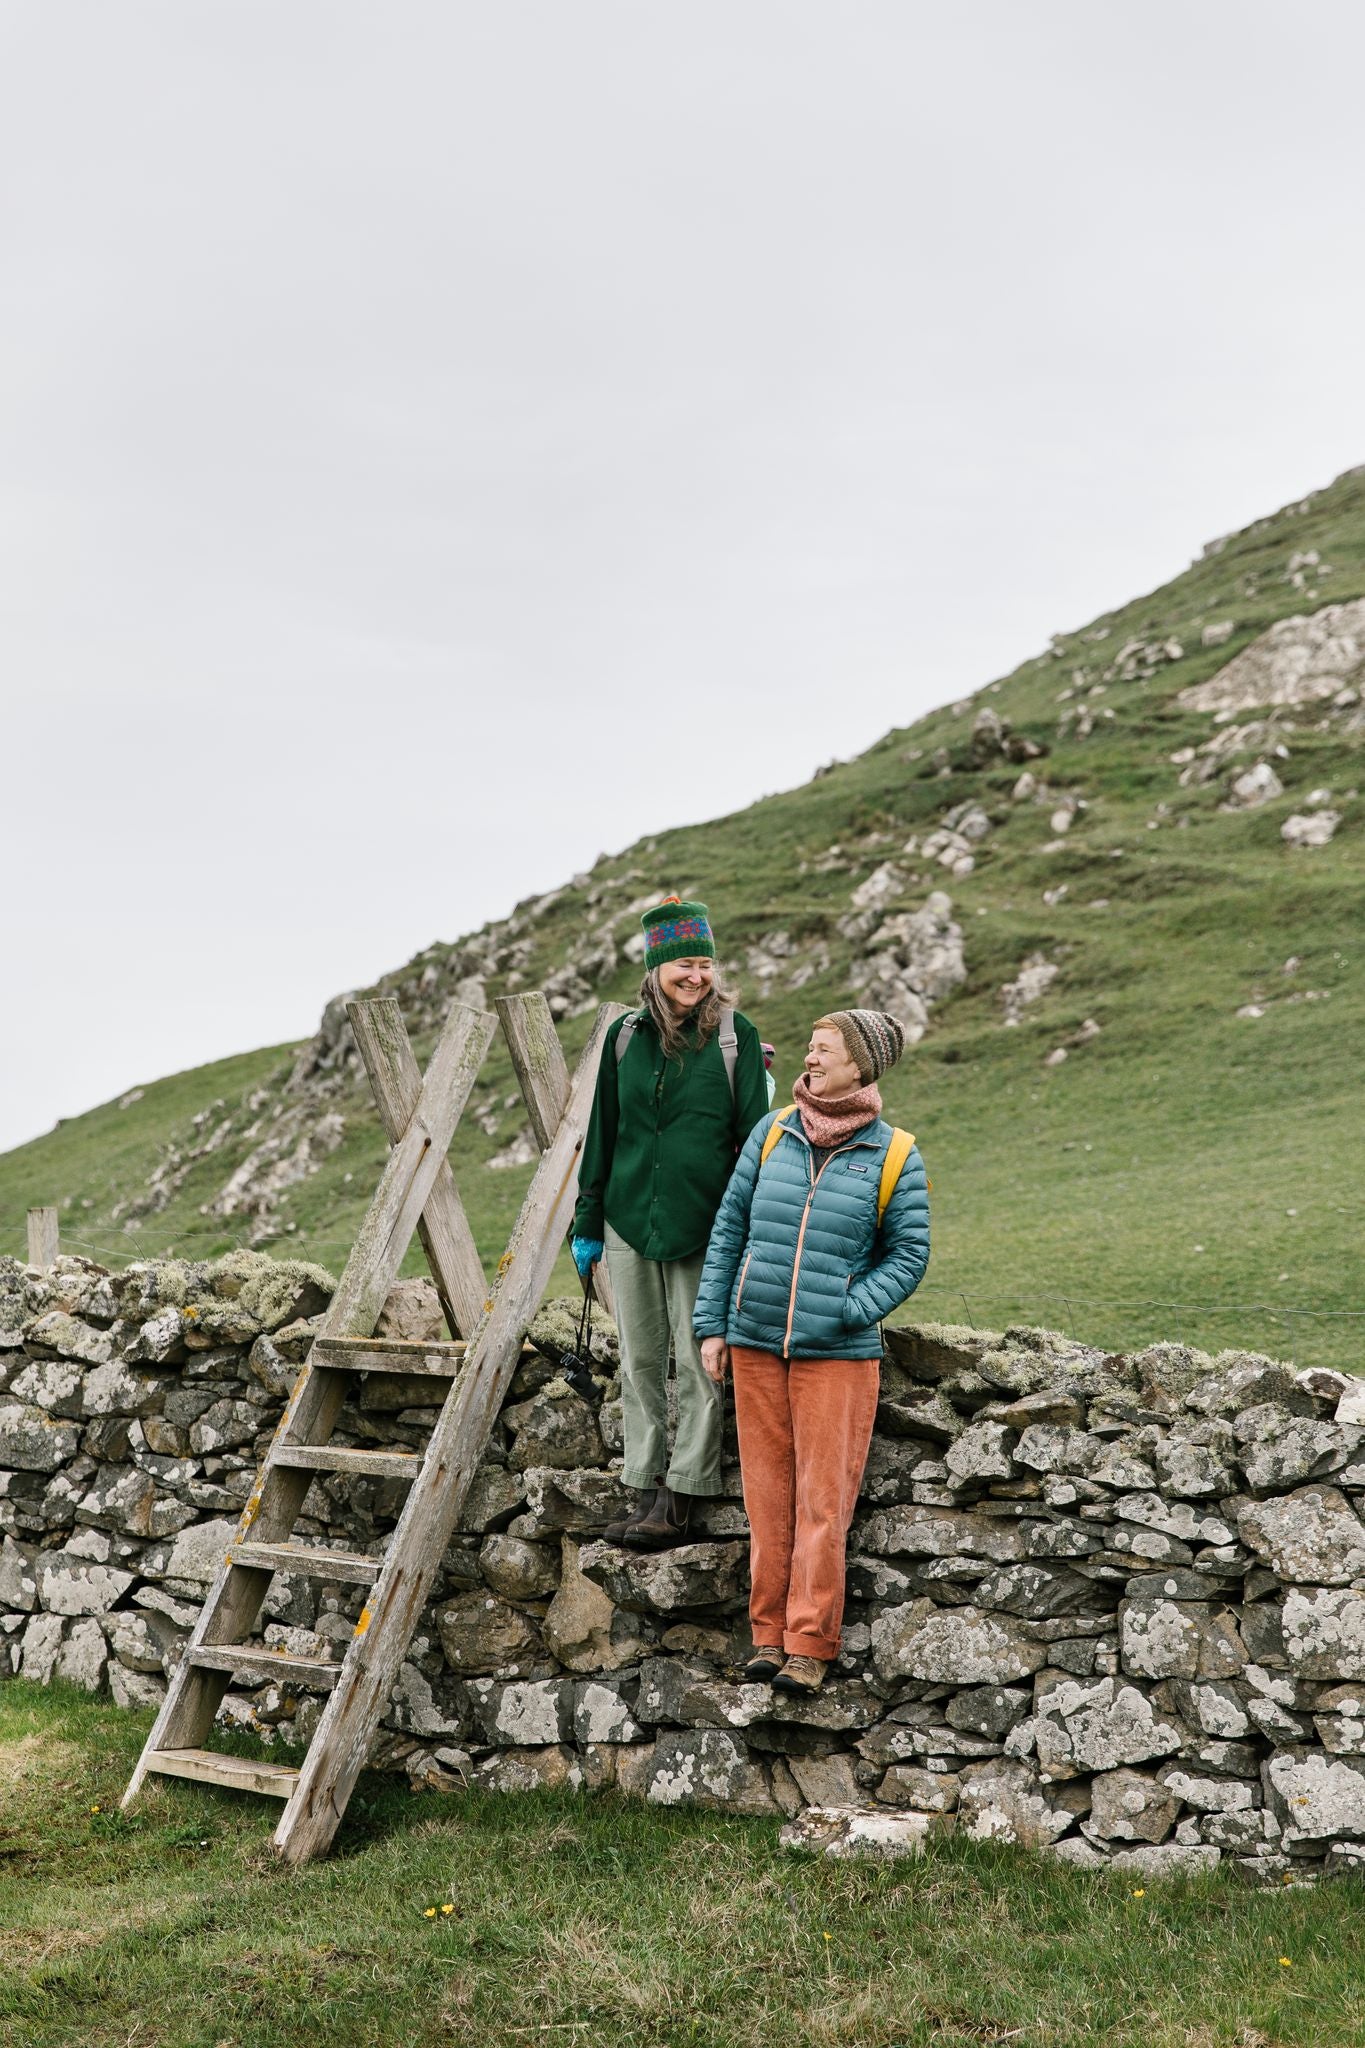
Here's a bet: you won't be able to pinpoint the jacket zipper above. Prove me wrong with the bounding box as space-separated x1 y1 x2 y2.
782 1141 861 1359
735 1250 753 1314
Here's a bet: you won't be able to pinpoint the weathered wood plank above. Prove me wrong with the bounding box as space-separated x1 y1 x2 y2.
348 996 492 1339
123 998 489 1808
146 1749 300 1799
229 1541 382 1586
272 1002 621 1864
325 1001 496 1339
312 1338 465 1376
496 993 625 1321
273 1446 423 1480
26 1207 59 1268
189 1645 342 1689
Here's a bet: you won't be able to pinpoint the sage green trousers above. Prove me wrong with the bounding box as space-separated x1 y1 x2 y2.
605 1223 724 1495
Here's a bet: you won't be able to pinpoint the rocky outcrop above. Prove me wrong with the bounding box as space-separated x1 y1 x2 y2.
5 1254 1365 1881
845 890 967 1042
1179 598 1365 716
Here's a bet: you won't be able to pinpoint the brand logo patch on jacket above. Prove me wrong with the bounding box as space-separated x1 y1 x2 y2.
845 1162 869 1174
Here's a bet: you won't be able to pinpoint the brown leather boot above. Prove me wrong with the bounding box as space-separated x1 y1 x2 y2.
601 1487 657 1545
622 1483 694 1550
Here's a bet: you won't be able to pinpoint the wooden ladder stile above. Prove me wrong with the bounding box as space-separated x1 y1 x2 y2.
121 995 496 1814
122 990 626 1867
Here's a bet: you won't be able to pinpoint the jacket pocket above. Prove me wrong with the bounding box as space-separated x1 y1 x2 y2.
734 1251 753 1315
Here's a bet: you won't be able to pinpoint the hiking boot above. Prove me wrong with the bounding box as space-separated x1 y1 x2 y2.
623 1483 694 1550
743 1650 784 1683
601 1487 657 1546
772 1655 828 1696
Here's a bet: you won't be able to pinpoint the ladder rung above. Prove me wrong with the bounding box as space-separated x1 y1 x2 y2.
188 1644 343 1690
311 1337 465 1376
230 1540 382 1586
273 1445 425 1480
143 1747 301 1799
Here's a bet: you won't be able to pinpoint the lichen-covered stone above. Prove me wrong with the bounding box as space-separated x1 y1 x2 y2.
779 1805 936 1859
479 1534 560 1602
471 1745 584 1795
957 1759 1088 1847
1087 1768 1179 1843
872 1602 1046 1685
1109 1842 1221 1877
0 1534 38 1611
945 1421 1018 1485
853 1504 1028 1563
1281 1588 1365 1680
579 1538 748 1615
1263 1750 1365 1848
436 1591 542 1677
465 1677 571 1746
1234 1407 1354 1490
543 1538 645 1672
648 1729 776 1815
1237 1487 1365 1587
1033 1677 1183 1779
0 1404 81 1474
1185 1360 1308 1417
877 1763 959 1811
37 1554 135 1616
574 1680 644 1745
503 1385 605 1472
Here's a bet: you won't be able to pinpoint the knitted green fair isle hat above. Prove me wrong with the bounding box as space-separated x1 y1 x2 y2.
641 895 716 969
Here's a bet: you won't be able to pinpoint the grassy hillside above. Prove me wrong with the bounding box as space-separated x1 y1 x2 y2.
4 466 1363 1368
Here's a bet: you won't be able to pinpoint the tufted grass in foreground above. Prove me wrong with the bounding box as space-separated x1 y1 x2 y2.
3 1680 1364 2048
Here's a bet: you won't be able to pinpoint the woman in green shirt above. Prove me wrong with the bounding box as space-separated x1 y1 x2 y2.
572 897 770 1549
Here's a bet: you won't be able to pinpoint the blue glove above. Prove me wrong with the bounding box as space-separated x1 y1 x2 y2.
571 1236 604 1279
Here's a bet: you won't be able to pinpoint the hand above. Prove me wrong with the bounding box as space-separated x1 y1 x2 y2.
571 1236 604 1280
700 1337 730 1384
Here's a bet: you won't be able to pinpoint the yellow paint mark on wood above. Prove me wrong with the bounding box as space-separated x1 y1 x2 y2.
353 1604 373 1637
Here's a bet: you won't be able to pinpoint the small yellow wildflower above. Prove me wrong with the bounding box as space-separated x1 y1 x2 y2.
441 1904 454 1916
1131 1888 1145 1898
423 1907 437 1919
89 1804 101 1815
823 1932 831 1943
1279 1958 1292 1969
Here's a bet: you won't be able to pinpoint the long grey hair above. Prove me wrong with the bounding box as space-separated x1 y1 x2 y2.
639 964 740 1062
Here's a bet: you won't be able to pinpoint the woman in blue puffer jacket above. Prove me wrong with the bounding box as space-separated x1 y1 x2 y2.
694 1008 929 1695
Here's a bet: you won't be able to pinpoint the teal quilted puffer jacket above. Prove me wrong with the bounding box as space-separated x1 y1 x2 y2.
692 1107 930 1361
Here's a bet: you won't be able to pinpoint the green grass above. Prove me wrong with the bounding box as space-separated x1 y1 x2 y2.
3 466 1363 1369
4 1680 1364 2048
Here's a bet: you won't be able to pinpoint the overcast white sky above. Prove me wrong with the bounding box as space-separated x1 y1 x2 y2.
3 1 1363 1154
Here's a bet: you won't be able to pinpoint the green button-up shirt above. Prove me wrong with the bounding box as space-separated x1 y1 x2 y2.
573 1007 771 1262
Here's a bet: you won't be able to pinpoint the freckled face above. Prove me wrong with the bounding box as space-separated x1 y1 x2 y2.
658 956 714 1010
804 1027 862 1096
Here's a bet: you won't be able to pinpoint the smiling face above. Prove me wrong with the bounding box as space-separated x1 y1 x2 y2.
657 956 714 1011
804 1025 863 1097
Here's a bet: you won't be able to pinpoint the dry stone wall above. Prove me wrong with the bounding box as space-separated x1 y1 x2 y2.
5 1252 1365 1882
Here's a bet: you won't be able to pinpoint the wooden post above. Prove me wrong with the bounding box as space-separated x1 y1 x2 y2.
347 997 491 1338
271 1002 621 1864
27 1207 59 1268
495 993 624 1321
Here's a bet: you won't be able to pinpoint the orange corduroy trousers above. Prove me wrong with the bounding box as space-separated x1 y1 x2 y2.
730 1346 880 1662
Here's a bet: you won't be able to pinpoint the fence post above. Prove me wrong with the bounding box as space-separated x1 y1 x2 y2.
27 1206 60 1269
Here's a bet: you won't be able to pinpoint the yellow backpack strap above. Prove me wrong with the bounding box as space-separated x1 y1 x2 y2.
760 1108 797 1170
877 1129 915 1226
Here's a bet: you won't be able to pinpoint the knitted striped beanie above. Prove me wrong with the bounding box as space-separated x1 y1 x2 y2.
820 1009 906 1083
641 896 716 969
